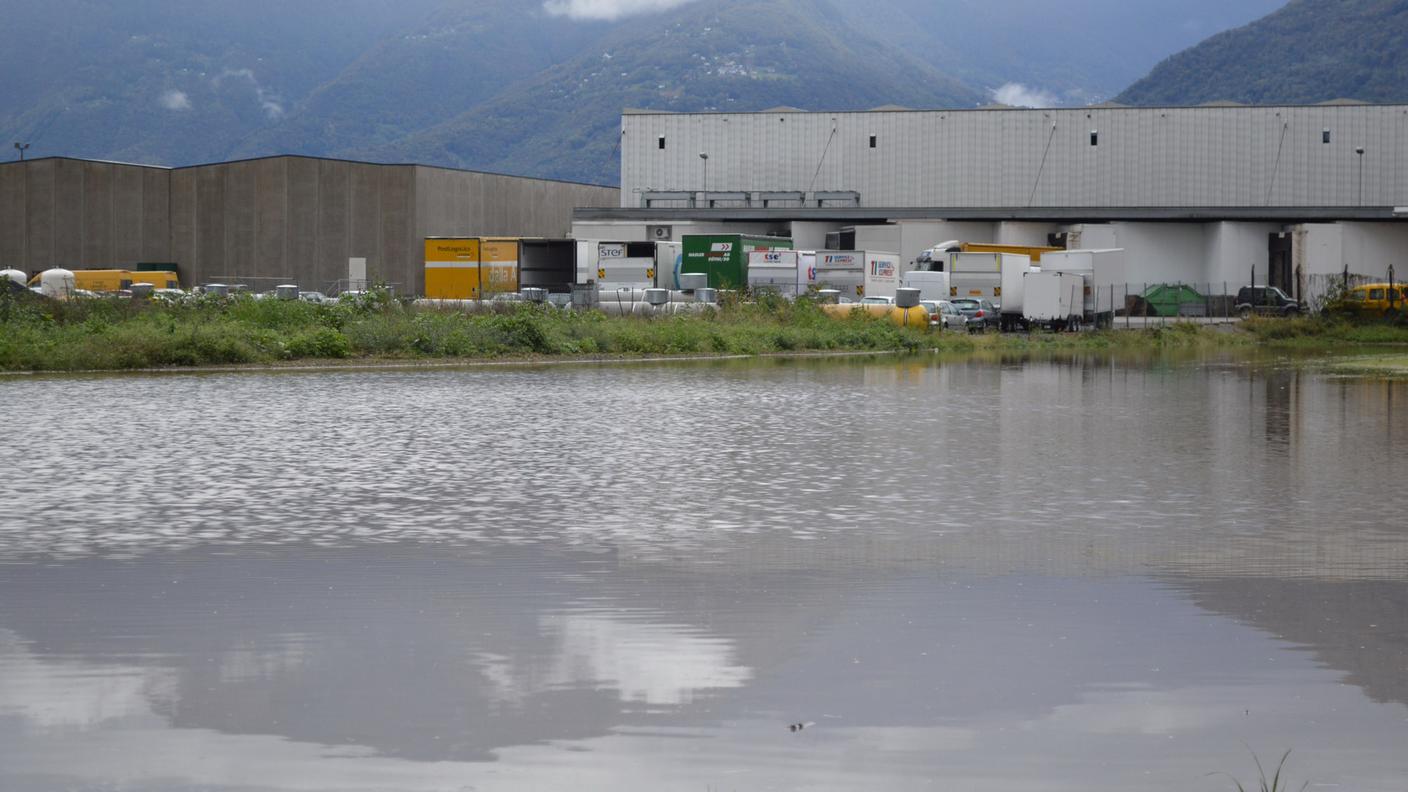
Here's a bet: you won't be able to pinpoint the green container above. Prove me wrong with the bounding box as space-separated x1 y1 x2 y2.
1142 284 1205 316
680 235 793 289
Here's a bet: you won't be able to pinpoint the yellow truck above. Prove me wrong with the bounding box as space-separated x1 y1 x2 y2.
424 238 520 300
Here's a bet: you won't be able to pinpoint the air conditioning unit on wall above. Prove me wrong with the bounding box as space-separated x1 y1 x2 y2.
647 225 673 241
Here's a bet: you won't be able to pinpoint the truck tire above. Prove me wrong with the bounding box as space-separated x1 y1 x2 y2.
1238 306 1253 320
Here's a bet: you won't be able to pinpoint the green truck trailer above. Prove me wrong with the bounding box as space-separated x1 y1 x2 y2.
680 235 794 289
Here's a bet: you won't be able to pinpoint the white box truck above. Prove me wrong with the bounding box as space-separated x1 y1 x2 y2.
901 270 951 303
1038 249 1126 326
748 250 802 297
1023 271 1085 328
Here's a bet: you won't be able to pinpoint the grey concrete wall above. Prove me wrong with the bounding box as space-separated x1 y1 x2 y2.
3 155 617 293
0 158 171 273
171 157 420 292
623 105 1408 209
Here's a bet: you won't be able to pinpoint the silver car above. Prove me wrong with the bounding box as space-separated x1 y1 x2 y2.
920 299 966 331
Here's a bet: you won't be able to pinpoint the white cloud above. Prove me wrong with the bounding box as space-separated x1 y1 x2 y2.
213 68 285 119
159 90 192 111
992 82 1058 108
543 0 696 21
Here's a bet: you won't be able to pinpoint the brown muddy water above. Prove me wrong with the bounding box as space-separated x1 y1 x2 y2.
0 353 1405 791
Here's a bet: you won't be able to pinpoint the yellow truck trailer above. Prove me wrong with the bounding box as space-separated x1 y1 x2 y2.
959 243 1062 263
424 238 520 300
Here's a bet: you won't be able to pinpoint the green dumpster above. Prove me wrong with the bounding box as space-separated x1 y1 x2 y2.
1142 284 1205 317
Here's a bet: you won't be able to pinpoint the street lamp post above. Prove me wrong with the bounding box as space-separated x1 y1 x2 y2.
698 152 710 207
13 142 29 161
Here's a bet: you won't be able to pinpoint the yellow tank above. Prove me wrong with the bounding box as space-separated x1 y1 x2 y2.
820 303 891 320
889 304 931 329
819 302 931 330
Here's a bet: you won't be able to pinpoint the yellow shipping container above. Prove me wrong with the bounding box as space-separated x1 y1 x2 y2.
479 238 520 297
424 238 482 299
424 237 523 299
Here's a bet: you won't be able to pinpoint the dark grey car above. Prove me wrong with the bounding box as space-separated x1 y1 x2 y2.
951 298 1000 331
1234 286 1303 318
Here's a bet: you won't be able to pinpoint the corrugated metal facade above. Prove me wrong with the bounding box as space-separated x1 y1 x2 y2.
621 105 1408 209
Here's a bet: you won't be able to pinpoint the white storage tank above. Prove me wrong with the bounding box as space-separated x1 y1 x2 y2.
39 269 76 299
1 269 26 288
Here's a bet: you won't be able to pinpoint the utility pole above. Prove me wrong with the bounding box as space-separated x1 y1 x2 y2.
13 142 29 161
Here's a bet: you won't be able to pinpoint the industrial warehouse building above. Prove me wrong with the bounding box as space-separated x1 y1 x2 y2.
0 156 618 294
576 103 1408 301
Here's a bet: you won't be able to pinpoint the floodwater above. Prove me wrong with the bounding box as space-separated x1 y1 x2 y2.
0 353 1405 792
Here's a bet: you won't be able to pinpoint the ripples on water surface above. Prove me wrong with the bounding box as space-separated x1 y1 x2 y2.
0 355 1405 791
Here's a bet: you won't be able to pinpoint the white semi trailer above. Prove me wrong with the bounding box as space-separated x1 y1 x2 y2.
948 252 1031 305
862 252 903 301
748 250 803 297
998 259 1043 331
1023 271 1086 329
808 250 866 302
901 270 951 303
1038 249 1127 327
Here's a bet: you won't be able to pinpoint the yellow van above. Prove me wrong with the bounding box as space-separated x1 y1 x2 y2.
1341 283 1405 317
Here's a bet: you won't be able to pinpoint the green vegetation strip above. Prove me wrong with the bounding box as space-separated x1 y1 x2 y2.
2 292 1407 373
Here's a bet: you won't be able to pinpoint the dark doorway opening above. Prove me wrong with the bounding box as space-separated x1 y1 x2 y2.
1267 234 1294 296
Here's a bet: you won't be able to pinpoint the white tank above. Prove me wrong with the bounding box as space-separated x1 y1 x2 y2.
1 269 26 287
39 269 76 299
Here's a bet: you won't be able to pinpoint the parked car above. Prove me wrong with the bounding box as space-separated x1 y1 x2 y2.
1235 286 1303 318
299 291 334 305
860 296 894 307
1332 283 1404 318
920 299 966 331
951 298 1000 331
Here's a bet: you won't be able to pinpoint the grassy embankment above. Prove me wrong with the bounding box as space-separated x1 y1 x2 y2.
1 291 1406 372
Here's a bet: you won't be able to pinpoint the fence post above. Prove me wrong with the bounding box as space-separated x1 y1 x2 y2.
1125 283 1129 329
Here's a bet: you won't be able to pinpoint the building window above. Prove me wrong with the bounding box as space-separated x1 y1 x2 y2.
658 136 666 150
1090 130 1099 146
869 135 877 149
1323 129 1331 144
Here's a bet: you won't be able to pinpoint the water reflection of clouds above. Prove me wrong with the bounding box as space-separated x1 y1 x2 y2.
540 609 751 706
0 629 173 731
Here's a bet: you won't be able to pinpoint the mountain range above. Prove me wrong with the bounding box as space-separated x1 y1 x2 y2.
1118 0 1408 106
5 0 1402 185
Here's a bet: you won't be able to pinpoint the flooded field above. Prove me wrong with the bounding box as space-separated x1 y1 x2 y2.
1 353 1405 791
